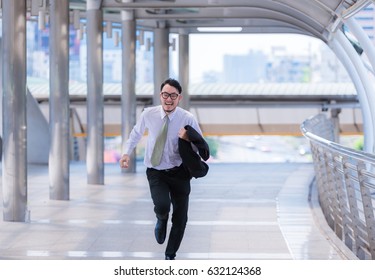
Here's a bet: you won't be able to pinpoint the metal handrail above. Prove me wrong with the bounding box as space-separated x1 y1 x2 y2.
301 113 375 260
301 115 375 164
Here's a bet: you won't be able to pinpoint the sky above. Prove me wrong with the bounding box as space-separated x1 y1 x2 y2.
186 33 325 82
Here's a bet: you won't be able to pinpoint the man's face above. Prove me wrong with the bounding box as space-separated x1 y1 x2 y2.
160 83 182 114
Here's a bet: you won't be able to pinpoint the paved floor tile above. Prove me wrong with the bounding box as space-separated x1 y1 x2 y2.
0 162 352 260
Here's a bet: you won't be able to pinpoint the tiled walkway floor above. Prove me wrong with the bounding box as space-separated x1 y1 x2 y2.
0 162 355 260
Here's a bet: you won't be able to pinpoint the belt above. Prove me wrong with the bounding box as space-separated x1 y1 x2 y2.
150 166 181 173
163 166 180 172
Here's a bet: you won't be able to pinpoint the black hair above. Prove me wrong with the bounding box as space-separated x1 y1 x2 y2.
160 78 182 94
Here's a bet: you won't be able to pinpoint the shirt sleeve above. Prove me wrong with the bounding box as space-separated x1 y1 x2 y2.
187 113 203 135
123 110 147 155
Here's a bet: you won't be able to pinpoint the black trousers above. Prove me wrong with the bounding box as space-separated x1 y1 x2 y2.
146 165 191 258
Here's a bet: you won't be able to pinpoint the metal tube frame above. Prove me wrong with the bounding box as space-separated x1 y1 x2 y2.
329 32 374 152
345 17 375 153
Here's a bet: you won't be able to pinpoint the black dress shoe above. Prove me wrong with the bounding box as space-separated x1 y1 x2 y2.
154 218 168 244
165 255 175 260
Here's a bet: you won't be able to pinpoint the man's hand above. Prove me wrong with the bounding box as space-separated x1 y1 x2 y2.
119 154 130 168
178 127 190 142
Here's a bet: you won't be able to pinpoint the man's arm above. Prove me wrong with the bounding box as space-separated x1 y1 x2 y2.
119 110 146 169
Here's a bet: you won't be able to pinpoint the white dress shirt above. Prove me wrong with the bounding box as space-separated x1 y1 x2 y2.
124 105 202 170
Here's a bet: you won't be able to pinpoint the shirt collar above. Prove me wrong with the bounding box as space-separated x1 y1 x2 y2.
159 105 178 121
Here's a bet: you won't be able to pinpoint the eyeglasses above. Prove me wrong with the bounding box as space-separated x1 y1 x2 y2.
161 92 179 100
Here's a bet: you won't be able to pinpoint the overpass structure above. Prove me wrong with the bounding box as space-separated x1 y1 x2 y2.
29 81 361 137
1 0 375 260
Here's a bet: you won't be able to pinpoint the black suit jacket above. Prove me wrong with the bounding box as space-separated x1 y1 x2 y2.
178 125 210 179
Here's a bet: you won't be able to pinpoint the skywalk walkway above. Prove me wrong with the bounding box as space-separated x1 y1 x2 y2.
0 162 355 260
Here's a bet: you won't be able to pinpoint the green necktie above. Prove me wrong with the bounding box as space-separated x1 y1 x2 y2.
151 116 169 167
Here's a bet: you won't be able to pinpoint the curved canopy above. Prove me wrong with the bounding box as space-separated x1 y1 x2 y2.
69 0 369 42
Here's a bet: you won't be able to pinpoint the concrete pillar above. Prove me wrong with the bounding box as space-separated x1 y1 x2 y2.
2 0 28 222
49 0 70 200
86 0 104 184
121 9 137 173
